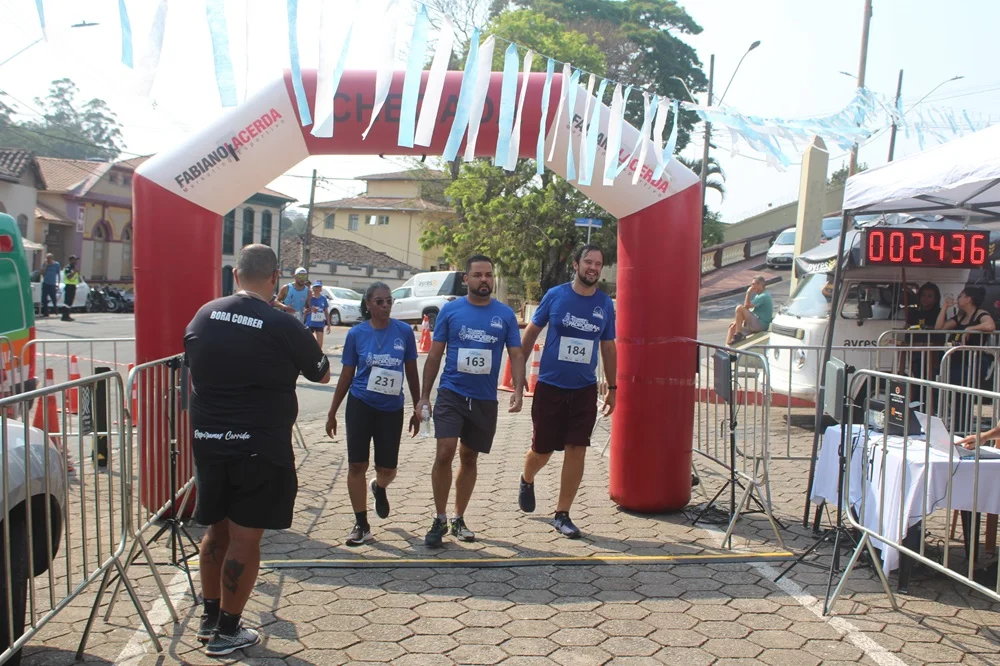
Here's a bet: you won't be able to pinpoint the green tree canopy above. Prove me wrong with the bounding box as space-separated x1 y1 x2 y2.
0 78 125 160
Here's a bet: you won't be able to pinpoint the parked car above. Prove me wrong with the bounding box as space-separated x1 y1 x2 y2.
29 272 91 314
391 271 467 329
821 214 882 242
321 286 363 326
1 419 66 666
765 228 796 269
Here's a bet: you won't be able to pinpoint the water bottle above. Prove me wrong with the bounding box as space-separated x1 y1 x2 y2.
420 405 432 437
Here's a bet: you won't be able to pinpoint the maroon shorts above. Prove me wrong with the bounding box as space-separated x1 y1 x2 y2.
531 381 599 454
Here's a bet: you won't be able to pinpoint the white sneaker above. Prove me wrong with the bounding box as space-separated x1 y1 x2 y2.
205 625 261 656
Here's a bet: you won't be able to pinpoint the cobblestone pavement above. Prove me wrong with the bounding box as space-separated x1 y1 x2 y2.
18 405 1000 665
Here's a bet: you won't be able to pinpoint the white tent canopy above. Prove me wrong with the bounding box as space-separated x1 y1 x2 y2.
843 124 1000 219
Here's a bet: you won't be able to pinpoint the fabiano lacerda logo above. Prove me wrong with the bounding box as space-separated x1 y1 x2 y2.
173 108 285 192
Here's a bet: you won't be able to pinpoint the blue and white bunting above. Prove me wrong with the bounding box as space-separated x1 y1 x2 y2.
654 100 680 180
134 0 168 97
564 69 581 181
442 28 480 162
398 4 431 148
577 74 596 184
463 35 496 161
579 78 607 186
505 49 534 170
547 63 571 162
414 16 454 147
494 43 520 166
605 85 633 183
205 0 237 106
118 0 133 68
363 0 400 139
649 97 668 181
312 0 355 137
34 0 46 39
536 58 554 174
286 0 311 126
631 93 653 185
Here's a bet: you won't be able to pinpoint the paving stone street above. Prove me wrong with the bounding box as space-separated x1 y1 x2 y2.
16 400 1000 666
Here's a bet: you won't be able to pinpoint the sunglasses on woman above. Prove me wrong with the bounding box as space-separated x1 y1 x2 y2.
373 297 393 306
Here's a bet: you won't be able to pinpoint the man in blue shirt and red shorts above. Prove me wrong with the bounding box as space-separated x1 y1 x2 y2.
518 245 617 538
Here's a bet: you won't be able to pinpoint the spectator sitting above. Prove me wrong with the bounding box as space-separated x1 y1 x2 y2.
726 276 773 346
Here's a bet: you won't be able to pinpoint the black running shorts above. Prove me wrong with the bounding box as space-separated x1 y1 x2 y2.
531 381 599 454
433 388 499 454
194 456 298 530
345 393 404 469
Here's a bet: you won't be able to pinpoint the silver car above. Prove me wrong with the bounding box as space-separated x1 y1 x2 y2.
765 227 796 269
0 419 66 665
322 287 363 326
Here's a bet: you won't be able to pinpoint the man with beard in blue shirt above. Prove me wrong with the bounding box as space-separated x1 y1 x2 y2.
417 255 526 546
517 245 617 538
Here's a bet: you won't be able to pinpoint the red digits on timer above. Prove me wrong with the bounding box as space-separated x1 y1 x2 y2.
971 234 987 264
867 229 989 266
908 231 925 263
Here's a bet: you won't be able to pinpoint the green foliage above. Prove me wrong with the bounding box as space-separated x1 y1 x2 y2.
677 156 725 200
0 79 125 160
702 208 725 247
485 10 606 75
419 159 617 293
525 280 544 302
520 0 707 146
828 162 867 188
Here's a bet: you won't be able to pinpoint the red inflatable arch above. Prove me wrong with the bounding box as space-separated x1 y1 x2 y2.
133 70 702 514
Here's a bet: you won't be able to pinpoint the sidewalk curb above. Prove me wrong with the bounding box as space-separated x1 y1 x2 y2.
700 272 784 304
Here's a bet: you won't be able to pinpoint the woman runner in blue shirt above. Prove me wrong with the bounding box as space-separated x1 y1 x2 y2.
306 282 332 348
325 282 422 545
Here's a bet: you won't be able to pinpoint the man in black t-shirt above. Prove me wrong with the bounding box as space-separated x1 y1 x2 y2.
184 244 330 657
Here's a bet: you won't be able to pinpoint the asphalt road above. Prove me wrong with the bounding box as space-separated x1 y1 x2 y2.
33 281 792 417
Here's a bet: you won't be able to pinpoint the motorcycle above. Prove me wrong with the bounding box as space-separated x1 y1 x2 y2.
86 287 117 313
105 287 130 313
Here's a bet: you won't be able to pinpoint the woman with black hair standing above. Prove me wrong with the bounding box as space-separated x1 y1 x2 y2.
326 282 422 545
936 286 997 433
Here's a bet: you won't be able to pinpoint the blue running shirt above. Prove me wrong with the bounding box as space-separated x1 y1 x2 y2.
434 298 521 401
342 319 418 411
306 295 329 329
531 283 616 389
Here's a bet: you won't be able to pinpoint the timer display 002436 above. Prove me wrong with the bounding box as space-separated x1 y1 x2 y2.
862 228 990 268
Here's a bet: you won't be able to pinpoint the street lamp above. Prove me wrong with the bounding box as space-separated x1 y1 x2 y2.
718 40 761 106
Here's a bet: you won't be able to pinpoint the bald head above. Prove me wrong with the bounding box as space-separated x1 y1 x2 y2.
234 244 278 295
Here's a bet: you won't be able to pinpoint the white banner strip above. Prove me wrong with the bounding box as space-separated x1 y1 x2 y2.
547 62 571 162
362 0 399 139
414 16 455 146
463 35 496 161
602 84 624 186
506 49 533 170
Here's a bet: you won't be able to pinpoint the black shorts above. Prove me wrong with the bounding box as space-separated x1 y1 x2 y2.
346 394 404 469
433 388 499 454
194 456 298 530
531 381 598 454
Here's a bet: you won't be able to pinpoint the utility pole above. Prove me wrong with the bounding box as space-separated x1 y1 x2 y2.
301 169 318 269
887 68 904 162
700 54 715 219
848 0 873 177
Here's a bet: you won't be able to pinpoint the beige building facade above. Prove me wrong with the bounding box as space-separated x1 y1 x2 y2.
309 169 453 270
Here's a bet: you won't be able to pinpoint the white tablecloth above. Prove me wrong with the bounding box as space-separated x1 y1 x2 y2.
812 424 1000 573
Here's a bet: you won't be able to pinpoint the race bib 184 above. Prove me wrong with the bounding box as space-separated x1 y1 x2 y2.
557 336 594 365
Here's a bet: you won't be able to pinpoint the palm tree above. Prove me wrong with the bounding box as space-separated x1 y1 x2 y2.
677 156 726 200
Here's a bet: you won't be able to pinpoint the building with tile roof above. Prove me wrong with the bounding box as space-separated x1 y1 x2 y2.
309 168 455 270
0 149 47 263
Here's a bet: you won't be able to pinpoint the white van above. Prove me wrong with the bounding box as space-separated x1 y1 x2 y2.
767 217 1000 401
391 271 467 329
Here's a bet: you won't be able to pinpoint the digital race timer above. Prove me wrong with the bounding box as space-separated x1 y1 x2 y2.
862 228 990 268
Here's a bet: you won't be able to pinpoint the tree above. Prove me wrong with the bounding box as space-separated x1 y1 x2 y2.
420 159 617 293
0 79 125 160
828 162 867 188
521 0 708 148
702 208 725 247
677 156 725 200
486 10 606 74
280 209 307 240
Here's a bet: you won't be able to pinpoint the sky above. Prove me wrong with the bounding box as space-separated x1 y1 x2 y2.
1 0 998 222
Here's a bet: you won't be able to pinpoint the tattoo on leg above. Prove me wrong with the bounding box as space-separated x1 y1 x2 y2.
204 539 221 564
222 559 245 595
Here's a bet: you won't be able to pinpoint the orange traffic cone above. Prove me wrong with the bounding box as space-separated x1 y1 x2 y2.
67 355 81 414
498 355 515 393
525 344 542 397
32 368 62 449
417 315 432 354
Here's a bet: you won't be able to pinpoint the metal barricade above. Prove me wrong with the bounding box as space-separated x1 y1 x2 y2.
827 369 1000 613
693 342 784 549
0 337 13 402
0 372 162 663
19 338 135 396
103 355 195 622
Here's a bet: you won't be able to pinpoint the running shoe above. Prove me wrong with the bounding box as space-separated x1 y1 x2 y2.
425 517 448 547
518 476 536 513
196 613 218 642
205 626 261 656
450 517 475 542
346 522 373 546
554 512 581 539
371 479 390 519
